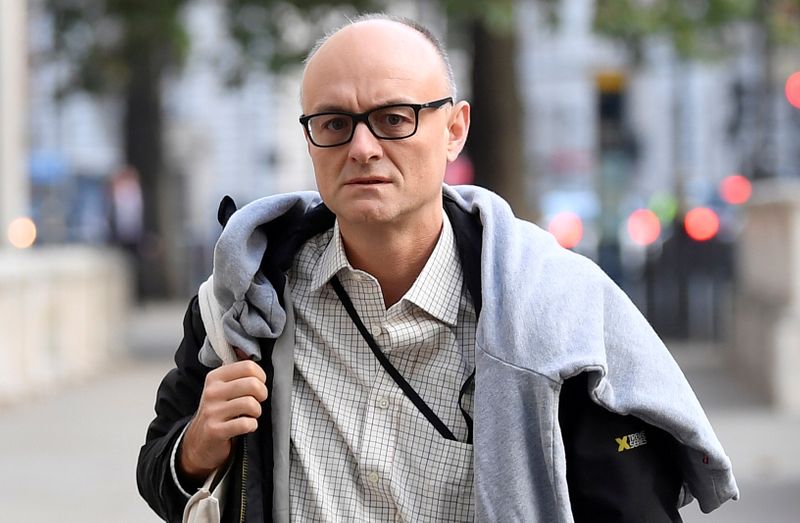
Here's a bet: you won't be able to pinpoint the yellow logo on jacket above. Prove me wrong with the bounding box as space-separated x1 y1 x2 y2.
616 430 647 452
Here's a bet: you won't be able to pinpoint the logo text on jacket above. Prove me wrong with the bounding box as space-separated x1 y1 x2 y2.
615 430 647 452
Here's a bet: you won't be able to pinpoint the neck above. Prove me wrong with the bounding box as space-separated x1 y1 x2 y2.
338 212 443 308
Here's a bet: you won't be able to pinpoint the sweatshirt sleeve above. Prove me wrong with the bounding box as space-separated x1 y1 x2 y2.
559 372 684 523
137 295 211 522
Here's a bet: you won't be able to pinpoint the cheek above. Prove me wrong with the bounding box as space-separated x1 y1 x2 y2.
418 142 449 182
402 132 449 181
407 156 446 191
310 154 335 190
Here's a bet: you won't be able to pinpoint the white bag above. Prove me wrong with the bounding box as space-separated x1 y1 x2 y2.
182 459 232 523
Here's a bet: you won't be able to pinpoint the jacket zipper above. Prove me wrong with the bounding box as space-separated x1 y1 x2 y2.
239 437 248 523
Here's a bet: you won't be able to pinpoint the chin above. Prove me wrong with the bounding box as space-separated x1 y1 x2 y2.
337 202 396 226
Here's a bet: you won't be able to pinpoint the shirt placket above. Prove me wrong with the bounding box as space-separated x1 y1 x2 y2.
348 274 405 514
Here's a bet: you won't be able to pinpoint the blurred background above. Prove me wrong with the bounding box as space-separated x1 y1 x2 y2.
1 0 800 521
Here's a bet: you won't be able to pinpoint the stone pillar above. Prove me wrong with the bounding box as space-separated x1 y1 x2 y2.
0 4 135 406
0 0 29 245
732 179 800 411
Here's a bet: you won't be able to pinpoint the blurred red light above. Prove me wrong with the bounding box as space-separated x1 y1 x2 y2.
548 212 583 249
787 71 800 109
719 174 752 205
627 209 661 246
684 208 719 242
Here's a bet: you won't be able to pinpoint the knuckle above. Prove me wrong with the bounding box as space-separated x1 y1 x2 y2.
205 367 223 383
245 376 263 391
241 359 262 374
205 402 223 419
203 380 223 399
235 377 256 398
244 360 263 375
235 397 254 417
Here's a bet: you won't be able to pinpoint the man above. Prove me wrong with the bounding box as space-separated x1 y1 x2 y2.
138 14 738 522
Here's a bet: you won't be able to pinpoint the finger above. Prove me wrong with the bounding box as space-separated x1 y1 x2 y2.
235 416 259 435
222 396 263 420
234 347 251 361
217 416 258 439
214 376 268 402
208 359 266 384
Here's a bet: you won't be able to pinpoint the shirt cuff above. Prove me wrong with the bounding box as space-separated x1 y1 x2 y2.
170 422 193 499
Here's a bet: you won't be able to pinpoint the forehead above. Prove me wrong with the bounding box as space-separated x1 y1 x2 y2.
301 20 448 112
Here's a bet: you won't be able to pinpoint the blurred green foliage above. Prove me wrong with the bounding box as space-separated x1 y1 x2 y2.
46 0 190 95
595 0 800 59
223 0 379 80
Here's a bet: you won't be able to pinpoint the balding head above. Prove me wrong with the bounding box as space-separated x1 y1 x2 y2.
303 14 456 100
300 15 456 112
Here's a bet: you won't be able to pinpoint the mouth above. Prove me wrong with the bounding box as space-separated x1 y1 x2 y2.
346 178 391 186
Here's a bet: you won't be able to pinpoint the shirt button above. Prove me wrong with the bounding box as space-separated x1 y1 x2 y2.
377 397 389 409
366 471 380 485
371 324 382 337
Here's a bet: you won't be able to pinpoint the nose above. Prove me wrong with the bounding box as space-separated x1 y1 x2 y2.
347 121 383 163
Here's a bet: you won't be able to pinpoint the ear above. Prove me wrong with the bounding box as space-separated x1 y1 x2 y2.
446 101 471 163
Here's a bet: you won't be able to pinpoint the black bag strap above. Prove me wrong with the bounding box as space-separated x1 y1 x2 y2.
331 275 473 443
459 370 475 444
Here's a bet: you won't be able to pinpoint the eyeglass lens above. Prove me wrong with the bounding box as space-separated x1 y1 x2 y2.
307 105 417 146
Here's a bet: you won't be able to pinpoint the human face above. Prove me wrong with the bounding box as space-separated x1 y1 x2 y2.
301 21 469 230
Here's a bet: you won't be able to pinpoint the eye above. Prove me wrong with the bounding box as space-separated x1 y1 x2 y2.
384 113 405 126
367 106 416 138
321 116 350 132
381 111 411 127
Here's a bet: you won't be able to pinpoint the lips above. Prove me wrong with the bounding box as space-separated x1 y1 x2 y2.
346 177 390 185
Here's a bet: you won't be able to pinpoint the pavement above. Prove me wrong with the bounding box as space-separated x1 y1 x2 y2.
0 302 798 522
0 302 185 523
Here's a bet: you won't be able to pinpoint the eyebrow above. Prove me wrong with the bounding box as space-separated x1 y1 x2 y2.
309 98 417 114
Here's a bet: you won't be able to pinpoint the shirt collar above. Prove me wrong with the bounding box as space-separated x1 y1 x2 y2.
311 220 352 292
402 212 461 326
311 212 463 327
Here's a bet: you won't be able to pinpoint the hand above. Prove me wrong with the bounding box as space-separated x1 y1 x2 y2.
179 358 268 482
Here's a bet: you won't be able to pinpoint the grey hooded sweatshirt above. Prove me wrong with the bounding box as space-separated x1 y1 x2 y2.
197 184 738 521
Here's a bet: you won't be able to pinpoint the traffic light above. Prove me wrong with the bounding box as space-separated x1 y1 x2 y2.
786 71 800 109
719 174 752 205
684 208 720 242
548 212 583 249
627 209 661 246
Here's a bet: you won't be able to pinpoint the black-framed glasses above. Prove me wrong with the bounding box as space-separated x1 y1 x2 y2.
299 97 453 148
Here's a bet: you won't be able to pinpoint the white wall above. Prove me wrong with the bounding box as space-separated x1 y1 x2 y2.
0 247 130 404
